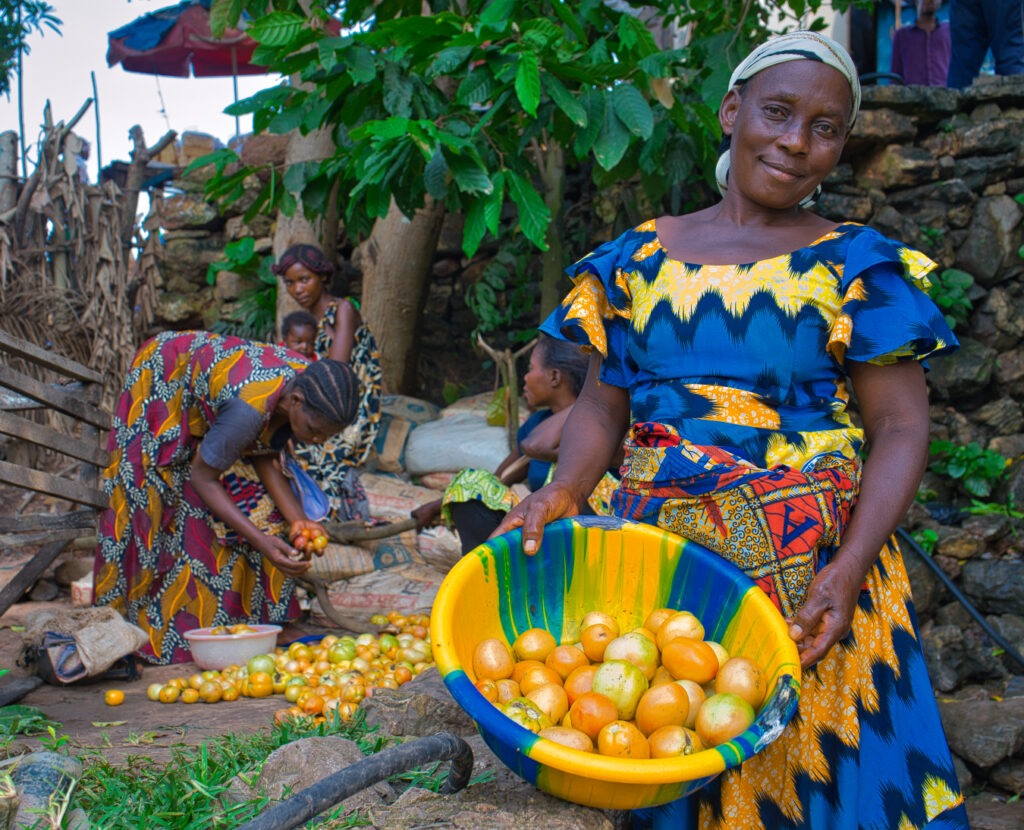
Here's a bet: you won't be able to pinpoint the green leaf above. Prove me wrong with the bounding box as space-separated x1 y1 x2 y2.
507 171 550 251
248 12 306 48
446 153 493 195
224 237 255 262
544 74 587 126
479 0 516 30
515 51 541 117
463 198 488 258
617 13 659 58
483 173 505 234
183 148 238 177
612 83 654 139
423 148 449 200
963 476 992 498
382 66 414 117
457 69 495 107
348 46 377 84
429 45 474 77
574 88 605 156
592 104 631 170
208 0 244 38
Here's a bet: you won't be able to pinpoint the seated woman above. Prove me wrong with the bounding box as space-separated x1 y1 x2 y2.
94 331 360 665
414 333 617 554
497 31 968 829
274 244 382 466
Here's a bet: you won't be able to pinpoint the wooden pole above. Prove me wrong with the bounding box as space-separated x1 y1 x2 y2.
90 71 103 175
0 131 18 215
16 7 27 183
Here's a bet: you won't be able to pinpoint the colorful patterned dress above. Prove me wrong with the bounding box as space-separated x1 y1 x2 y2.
94 331 309 665
286 298 382 521
542 221 969 829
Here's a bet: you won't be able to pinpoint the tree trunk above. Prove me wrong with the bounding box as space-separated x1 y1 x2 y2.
358 197 446 395
273 126 336 332
539 142 566 319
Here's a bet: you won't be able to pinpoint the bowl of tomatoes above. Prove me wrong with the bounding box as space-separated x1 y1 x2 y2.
183 623 282 670
430 516 801 811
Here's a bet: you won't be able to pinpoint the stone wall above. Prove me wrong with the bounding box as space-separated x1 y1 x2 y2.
821 76 1024 801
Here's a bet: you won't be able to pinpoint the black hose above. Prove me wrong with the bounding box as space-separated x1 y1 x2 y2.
896 527 1024 669
236 732 474 830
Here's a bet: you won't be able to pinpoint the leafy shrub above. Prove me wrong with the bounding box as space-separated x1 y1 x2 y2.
928 440 1009 499
206 237 277 342
926 268 974 330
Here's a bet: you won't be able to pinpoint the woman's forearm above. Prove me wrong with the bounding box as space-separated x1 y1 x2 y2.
548 355 629 507
834 360 931 581
190 457 268 548
252 454 306 525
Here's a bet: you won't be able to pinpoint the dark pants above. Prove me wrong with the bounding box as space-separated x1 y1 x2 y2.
449 500 507 554
948 0 1024 87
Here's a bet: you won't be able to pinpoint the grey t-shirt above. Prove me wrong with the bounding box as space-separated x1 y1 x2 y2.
198 397 267 470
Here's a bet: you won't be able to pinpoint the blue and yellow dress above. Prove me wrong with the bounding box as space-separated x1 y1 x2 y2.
542 221 969 829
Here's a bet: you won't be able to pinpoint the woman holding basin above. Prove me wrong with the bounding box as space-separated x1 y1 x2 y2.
496 31 968 830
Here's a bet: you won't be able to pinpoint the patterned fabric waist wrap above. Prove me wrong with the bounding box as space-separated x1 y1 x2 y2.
612 421 862 617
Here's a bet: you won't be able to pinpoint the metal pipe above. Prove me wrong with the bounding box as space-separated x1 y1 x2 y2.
896 527 1024 669
236 732 474 830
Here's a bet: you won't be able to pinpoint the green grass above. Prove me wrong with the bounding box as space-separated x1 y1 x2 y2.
69 710 489 829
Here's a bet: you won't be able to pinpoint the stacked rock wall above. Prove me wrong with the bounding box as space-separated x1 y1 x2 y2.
822 77 1024 800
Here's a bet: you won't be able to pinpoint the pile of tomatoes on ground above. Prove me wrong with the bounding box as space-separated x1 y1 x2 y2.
130 612 433 725
471 608 766 759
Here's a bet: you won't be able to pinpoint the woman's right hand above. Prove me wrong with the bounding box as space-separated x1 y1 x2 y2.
257 534 312 577
491 482 581 555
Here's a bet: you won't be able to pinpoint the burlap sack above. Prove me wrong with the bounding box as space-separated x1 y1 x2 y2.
22 607 147 682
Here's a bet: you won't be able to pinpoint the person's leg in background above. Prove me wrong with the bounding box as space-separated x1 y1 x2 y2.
948 0 994 85
988 0 1024 75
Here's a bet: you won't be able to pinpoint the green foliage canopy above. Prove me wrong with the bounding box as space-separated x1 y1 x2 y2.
0 0 60 97
199 0 846 258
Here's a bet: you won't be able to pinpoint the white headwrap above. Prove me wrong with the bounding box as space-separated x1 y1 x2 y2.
715 30 861 205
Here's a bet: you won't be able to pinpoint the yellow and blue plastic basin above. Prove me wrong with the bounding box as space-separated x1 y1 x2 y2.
430 516 801 810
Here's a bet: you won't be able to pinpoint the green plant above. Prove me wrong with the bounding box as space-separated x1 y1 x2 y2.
926 268 974 329
465 246 536 342
206 237 277 341
928 440 1010 499
963 498 1024 520
912 527 938 555
0 705 60 737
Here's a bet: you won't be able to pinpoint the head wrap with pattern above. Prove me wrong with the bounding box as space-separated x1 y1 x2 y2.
715 30 861 204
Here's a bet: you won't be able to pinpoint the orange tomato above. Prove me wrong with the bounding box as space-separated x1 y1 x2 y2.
510 659 546 685
104 689 125 706
518 664 562 695
475 678 499 702
302 694 326 716
248 672 274 698
538 726 594 752
513 628 557 662
525 682 570 724
661 637 719 684
545 644 589 680
643 607 677 637
199 681 223 703
472 638 515 680
493 678 521 705
714 656 766 710
579 623 616 662
567 691 619 742
596 720 650 759
648 724 704 758
181 688 200 704
634 681 690 736
562 664 597 705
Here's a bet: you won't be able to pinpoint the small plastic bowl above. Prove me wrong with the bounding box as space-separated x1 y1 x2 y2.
183 624 282 670
430 516 802 811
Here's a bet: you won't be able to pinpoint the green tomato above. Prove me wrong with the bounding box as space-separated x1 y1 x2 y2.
501 697 553 734
328 640 357 663
247 653 277 676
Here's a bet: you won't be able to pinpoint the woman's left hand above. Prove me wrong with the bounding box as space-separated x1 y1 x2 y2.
257 534 312 576
289 519 329 556
786 557 863 669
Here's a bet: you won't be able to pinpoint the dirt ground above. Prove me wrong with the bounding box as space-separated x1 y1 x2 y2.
0 595 339 767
